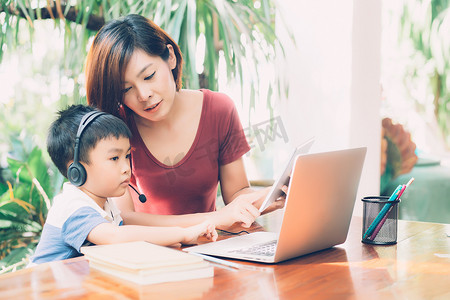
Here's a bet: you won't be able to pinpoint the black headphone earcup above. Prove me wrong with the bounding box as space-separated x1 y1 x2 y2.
68 162 87 187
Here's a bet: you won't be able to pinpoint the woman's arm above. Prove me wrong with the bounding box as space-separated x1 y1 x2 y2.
218 157 252 204
115 187 258 229
115 188 214 226
219 157 285 214
114 158 283 230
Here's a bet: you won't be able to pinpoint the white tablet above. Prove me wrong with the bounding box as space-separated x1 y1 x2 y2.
258 137 315 212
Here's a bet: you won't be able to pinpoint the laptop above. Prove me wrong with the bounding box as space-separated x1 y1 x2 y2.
184 147 367 263
259 137 315 212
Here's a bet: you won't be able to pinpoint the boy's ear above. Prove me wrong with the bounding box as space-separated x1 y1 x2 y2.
67 159 88 187
67 160 88 170
67 160 74 169
66 160 73 179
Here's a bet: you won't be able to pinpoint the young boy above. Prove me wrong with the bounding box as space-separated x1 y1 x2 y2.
31 105 217 264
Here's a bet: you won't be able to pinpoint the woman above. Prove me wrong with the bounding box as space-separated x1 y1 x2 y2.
85 14 283 229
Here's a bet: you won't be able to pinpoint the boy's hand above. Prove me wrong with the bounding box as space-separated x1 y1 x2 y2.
181 221 217 245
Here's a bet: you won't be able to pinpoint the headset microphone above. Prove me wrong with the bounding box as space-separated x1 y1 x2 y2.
128 184 147 203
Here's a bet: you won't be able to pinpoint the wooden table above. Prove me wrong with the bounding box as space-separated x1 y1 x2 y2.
1 211 449 299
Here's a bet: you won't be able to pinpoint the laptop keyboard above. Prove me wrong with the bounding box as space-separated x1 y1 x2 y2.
229 240 277 257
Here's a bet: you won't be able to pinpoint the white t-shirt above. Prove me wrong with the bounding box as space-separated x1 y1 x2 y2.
31 183 123 264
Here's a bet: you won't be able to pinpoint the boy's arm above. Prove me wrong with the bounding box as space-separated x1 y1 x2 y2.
87 221 217 246
115 187 260 229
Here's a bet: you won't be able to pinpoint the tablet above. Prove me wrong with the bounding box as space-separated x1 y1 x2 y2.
258 137 315 212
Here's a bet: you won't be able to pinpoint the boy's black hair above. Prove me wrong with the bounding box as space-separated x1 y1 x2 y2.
47 105 132 178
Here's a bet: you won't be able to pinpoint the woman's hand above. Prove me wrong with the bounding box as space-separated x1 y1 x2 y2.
257 185 288 215
214 189 266 229
181 221 218 245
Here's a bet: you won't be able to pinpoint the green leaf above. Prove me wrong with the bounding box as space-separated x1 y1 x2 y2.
16 0 33 26
167 1 188 46
6 158 27 182
0 243 35 271
0 202 41 231
185 0 199 89
27 147 51 197
0 179 7 197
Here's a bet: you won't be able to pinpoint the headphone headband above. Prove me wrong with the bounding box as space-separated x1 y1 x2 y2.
68 110 107 186
76 110 106 137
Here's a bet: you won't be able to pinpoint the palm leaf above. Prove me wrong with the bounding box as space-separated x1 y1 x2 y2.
166 1 187 43
0 242 36 273
184 0 199 89
1 0 291 110
0 136 53 272
0 202 42 232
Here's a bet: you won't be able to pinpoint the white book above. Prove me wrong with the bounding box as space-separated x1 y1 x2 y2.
81 241 214 285
89 259 214 285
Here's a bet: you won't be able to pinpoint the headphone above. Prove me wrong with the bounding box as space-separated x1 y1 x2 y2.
68 111 106 186
67 110 147 203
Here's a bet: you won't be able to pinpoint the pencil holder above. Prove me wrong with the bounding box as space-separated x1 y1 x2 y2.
361 196 400 245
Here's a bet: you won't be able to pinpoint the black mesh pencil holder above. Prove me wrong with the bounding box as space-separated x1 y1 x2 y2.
361 196 400 245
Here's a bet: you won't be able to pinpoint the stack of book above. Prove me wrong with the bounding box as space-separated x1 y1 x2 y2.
81 241 213 285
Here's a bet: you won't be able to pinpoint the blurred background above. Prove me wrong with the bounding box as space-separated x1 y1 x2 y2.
1 0 449 272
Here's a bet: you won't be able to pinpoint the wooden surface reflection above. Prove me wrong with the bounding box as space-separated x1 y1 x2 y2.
0 210 449 299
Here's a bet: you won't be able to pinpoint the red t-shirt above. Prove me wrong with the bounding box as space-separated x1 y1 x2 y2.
125 89 250 215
